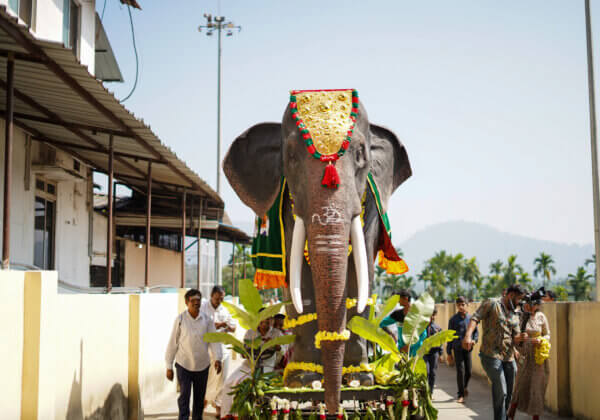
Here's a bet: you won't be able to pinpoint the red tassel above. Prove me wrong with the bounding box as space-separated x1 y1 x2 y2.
322 162 340 188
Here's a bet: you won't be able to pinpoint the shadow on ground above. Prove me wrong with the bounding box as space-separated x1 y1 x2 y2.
433 364 571 419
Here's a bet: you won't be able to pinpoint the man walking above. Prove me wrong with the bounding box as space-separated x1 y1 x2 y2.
462 284 527 420
201 286 236 418
166 289 223 420
423 308 442 394
447 296 478 403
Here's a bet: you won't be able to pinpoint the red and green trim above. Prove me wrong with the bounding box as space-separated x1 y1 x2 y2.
289 89 359 188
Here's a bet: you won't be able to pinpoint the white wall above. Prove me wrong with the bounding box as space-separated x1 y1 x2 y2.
54 293 130 420
54 178 91 287
3 0 96 74
0 122 93 286
0 120 36 267
0 271 25 419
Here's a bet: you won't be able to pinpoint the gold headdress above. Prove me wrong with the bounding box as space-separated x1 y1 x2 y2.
289 89 359 188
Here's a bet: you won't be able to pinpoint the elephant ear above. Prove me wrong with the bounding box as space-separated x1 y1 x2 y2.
369 124 412 211
223 123 283 217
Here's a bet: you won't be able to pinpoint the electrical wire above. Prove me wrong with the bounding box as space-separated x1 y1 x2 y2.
101 0 107 20
120 5 139 103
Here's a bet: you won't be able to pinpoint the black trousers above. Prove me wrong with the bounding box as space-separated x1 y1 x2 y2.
423 352 439 393
175 363 210 420
454 348 472 397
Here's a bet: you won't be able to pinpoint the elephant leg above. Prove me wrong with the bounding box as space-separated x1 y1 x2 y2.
282 262 323 387
343 257 374 386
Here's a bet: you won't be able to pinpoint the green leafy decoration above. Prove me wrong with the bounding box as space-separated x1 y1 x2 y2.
375 294 400 325
257 302 287 323
203 332 249 359
221 301 257 331
347 316 399 357
413 357 427 377
402 292 435 346
417 330 457 358
239 278 263 314
258 334 296 354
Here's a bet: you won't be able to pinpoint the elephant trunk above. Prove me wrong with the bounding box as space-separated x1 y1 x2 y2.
306 218 350 414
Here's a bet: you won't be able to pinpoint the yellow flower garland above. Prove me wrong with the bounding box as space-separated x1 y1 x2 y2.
283 298 375 329
314 330 351 349
534 337 551 364
283 362 372 384
283 313 317 329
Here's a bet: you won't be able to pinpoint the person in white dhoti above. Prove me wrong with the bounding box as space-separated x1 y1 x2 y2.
221 313 283 417
200 286 236 418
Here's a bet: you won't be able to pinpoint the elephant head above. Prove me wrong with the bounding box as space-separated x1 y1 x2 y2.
223 90 411 413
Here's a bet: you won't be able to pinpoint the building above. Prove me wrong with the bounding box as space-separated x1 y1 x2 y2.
0 1 249 292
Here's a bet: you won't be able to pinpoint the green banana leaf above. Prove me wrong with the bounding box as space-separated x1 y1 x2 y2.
222 301 258 331
239 278 263 314
375 295 400 325
417 330 458 358
257 302 287 323
414 357 427 377
402 293 435 347
347 316 399 357
259 334 296 354
368 294 377 321
244 337 263 349
203 332 250 359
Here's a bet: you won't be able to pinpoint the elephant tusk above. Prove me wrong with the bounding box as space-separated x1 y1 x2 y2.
350 216 369 313
290 217 306 314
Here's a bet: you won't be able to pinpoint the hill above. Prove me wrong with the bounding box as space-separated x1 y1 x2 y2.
399 221 593 282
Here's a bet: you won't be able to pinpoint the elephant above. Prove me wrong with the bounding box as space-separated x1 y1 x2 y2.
223 90 412 413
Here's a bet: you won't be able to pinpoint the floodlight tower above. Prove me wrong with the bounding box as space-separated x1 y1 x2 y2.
198 14 241 285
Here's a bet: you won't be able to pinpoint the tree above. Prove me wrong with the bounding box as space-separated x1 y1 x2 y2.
222 244 255 297
533 252 556 288
483 260 504 298
503 255 523 288
551 285 569 301
567 267 593 301
463 257 482 300
517 268 533 288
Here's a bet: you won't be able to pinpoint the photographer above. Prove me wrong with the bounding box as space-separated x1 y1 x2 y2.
507 288 551 420
462 284 527 420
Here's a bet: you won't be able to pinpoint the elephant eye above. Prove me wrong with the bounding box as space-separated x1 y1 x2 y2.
354 143 367 168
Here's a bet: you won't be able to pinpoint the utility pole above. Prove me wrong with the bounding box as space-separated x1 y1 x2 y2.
198 13 241 286
585 0 600 301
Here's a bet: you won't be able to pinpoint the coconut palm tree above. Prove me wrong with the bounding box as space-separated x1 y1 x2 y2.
503 255 523 288
567 267 593 301
517 268 533 288
533 252 557 289
463 257 482 299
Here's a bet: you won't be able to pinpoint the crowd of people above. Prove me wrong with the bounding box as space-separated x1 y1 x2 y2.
164 283 553 420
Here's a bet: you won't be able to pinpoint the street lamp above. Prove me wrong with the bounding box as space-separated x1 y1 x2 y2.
584 0 600 301
198 13 241 285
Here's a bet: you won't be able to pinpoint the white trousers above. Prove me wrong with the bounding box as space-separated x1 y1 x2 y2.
204 355 231 408
221 360 251 416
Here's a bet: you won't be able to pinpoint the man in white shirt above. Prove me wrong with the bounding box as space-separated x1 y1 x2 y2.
165 289 223 420
221 313 283 417
200 286 236 417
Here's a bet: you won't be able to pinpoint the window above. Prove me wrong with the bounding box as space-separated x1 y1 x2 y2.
62 0 80 55
34 179 57 270
9 0 35 28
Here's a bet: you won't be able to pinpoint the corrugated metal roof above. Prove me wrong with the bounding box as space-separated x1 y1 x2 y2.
94 13 123 82
0 6 223 210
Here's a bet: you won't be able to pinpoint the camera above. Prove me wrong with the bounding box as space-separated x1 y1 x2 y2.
524 287 546 304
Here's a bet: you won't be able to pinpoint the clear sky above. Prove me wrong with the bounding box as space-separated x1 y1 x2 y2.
98 0 600 246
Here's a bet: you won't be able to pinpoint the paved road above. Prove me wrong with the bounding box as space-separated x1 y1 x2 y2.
143 364 570 419
433 364 569 419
